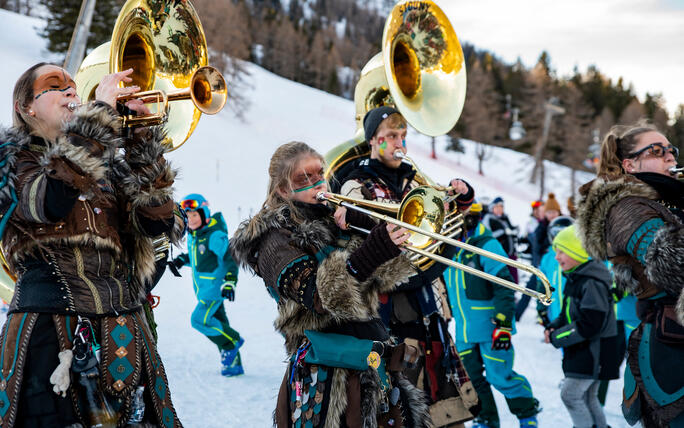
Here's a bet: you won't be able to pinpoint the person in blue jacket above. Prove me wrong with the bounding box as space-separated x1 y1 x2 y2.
444 203 540 428
536 216 575 327
170 194 244 377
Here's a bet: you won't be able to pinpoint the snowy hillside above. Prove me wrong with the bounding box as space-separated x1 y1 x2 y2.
0 8 629 427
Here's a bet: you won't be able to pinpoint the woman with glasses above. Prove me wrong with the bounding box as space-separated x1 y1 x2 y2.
576 122 684 427
0 63 184 426
231 142 432 427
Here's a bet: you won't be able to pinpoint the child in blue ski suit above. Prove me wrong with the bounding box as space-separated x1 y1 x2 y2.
444 203 540 428
171 194 244 376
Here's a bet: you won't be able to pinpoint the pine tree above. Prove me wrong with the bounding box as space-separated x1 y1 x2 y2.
668 105 684 152
39 0 122 58
457 55 499 175
618 98 645 125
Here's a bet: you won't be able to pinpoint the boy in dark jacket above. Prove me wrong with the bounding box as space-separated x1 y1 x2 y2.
545 225 619 428
171 194 244 376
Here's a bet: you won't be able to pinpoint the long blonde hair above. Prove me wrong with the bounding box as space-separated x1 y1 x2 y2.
263 142 325 222
597 121 660 178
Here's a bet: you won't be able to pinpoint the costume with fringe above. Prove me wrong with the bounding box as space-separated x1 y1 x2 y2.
577 172 684 427
0 102 184 427
231 201 430 427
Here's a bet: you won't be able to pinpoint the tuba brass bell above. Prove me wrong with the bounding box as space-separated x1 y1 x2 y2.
325 0 466 181
74 0 227 150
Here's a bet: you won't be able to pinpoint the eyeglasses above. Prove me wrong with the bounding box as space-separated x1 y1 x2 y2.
180 199 200 210
627 143 679 160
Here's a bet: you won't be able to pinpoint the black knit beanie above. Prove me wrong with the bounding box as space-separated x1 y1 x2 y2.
363 106 400 142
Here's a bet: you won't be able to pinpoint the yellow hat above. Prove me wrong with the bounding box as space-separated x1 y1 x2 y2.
552 225 589 263
469 203 483 214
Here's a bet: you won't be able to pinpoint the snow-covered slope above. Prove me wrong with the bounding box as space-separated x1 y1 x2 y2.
0 9 628 427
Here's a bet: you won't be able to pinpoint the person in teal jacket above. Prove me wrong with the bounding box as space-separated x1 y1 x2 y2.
444 203 540 428
536 216 575 326
170 193 244 377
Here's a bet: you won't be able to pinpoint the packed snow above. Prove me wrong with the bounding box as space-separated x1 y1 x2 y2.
0 8 632 427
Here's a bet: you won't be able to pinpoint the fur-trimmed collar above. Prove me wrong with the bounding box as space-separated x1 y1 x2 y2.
0 127 33 217
576 175 658 260
231 203 338 273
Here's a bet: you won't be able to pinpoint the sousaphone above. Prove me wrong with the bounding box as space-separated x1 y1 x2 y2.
326 0 466 184
74 0 227 150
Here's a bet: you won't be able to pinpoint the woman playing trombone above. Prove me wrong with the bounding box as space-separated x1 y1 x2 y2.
231 141 432 427
0 63 184 426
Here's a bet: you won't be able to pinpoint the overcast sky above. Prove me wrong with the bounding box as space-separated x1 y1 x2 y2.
434 0 683 116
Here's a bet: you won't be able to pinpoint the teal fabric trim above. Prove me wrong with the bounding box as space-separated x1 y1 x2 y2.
627 218 664 264
377 359 390 390
623 362 637 398
314 245 336 263
303 330 373 370
266 286 280 303
638 323 684 405
648 291 668 300
0 187 17 240
66 316 73 342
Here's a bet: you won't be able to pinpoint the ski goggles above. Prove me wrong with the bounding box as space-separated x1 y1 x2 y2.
180 199 201 211
626 142 679 160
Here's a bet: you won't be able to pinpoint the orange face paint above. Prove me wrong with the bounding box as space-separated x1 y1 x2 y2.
33 69 76 100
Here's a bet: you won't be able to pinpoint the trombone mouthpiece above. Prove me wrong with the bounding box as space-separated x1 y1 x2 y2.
669 166 684 176
67 102 80 112
316 192 327 201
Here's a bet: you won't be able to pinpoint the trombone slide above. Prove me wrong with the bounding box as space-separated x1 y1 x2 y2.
323 192 553 306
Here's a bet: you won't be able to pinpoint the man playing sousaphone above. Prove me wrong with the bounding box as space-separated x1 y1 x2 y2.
335 106 480 427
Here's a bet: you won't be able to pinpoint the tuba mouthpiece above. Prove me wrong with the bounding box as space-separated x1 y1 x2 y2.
393 150 405 160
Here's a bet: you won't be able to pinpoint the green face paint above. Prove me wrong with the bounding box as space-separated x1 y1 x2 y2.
378 140 388 156
292 179 326 193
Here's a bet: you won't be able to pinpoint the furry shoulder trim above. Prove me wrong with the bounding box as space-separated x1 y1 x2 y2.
63 102 123 150
576 175 658 260
231 205 335 272
42 138 108 183
0 128 31 219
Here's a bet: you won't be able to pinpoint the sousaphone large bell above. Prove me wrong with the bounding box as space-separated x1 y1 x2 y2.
75 0 226 150
326 0 466 180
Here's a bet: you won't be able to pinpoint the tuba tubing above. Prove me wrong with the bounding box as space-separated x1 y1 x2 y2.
70 66 227 129
319 191 553 306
